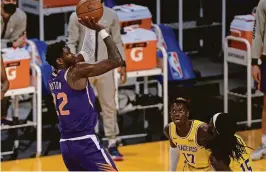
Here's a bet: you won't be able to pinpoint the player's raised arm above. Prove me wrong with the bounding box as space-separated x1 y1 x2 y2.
72 17 123 78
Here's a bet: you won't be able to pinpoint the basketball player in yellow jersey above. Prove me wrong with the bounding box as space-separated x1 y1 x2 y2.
164 98 210 171
204 112 254 171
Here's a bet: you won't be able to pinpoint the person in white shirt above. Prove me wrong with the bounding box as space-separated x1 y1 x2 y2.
251 0 266 161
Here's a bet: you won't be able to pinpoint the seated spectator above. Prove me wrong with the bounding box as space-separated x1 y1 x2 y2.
1 0 27 123
1 0 27 49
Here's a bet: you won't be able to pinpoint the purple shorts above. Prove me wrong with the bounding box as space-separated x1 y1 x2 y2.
60 135 117 171
261 55 266 93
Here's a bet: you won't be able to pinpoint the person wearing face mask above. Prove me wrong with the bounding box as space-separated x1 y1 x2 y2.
67 0 126 161
1 0 27 124
1 0 27 49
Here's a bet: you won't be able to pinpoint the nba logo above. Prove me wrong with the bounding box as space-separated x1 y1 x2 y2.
168 52 183 79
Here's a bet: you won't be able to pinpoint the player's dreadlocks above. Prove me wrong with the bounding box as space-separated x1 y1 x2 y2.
205 113 248 163
46 41 66 68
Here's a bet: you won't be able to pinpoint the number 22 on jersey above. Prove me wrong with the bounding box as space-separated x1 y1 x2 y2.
52 92 70 116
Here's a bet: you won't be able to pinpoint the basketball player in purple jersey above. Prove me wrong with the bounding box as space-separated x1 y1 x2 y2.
46 17 122 171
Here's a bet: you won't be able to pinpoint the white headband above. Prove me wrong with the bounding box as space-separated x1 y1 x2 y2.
212 112 221 134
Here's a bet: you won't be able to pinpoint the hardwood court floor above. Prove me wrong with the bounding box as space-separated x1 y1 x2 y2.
1 129 266 171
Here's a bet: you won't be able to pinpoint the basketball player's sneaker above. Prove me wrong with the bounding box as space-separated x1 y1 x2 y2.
108 146 123 161
251 144 266 160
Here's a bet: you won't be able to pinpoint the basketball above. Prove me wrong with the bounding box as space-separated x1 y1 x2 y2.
76 0 103 22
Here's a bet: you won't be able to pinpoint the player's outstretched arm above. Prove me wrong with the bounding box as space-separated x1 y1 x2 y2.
164 124 180 171
73 36 123 78
72 17 123 78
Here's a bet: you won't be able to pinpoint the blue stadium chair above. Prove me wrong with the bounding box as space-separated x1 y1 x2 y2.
104 0 116 8
21 40 58 156
29 39 52 96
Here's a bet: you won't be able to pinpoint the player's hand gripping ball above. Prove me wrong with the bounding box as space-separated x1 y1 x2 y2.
76 0 104 22
78 16 104 31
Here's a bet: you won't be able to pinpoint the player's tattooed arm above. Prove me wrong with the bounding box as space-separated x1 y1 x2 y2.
104 36 123 65
164 124 176 148
71 37 123 79
70 18 123 79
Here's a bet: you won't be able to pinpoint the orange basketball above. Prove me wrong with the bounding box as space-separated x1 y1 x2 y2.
76 0 103 22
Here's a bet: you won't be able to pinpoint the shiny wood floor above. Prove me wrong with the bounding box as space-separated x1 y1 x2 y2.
1 129 266 171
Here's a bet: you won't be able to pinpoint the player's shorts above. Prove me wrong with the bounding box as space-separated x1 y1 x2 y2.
261 55 266 93
183 161 210 171
60 134 117 171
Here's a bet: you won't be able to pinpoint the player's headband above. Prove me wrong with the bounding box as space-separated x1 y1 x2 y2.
173 97 189 105
176 97 187 101
212 112 221 135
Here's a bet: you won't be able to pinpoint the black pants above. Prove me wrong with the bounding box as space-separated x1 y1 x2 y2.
1 97 10 118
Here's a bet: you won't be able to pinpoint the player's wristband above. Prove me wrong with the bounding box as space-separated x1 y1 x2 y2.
99 29 109 39
251 58 259 66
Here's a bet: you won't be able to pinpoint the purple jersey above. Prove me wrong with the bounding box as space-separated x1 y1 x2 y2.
48 69 97 139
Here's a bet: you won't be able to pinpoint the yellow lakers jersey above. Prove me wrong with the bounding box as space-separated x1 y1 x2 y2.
229 135 253 171
169 120 210 169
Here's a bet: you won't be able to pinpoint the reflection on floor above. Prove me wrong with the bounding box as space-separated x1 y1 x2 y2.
1 129 266 171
